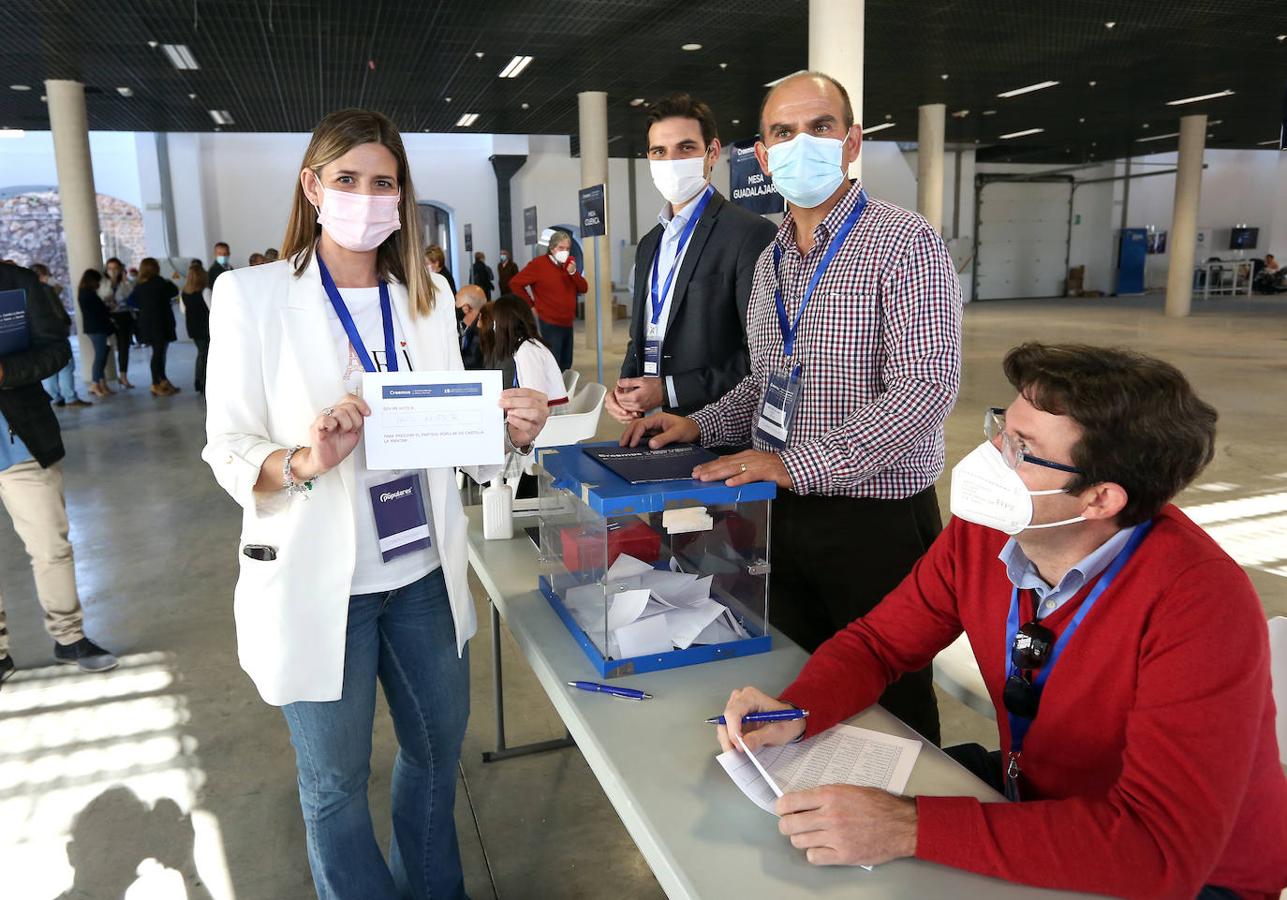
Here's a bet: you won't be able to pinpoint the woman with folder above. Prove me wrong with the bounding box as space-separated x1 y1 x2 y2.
202 108 550 900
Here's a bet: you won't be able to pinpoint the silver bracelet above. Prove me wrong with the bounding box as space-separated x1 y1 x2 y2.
504 423 534 456
283 445 314 497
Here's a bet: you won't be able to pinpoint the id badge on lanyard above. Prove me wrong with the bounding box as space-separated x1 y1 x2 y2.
753 189 867 450
755 365 802 450
643 322 661 376
366 471 431 563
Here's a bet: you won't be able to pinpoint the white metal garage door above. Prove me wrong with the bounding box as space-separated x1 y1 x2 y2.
974 180 1072 300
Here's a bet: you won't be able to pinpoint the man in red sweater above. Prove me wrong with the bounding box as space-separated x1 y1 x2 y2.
717 343 1287 899
508 230 588 371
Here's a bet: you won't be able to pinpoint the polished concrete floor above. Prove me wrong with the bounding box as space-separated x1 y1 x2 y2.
0 292 1284 899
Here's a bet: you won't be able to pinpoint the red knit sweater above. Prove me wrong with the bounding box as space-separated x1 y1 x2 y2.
780 505 1287 899
509 255 588 327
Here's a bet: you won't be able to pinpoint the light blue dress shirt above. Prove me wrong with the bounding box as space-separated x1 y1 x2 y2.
0 409 34 474
998 525 1137 619
651 191 707 409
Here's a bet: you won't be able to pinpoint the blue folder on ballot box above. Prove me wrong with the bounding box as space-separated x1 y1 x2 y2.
533 442 776 678
0 289 30 358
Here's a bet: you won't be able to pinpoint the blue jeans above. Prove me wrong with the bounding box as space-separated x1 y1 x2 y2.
281 569 470 900
537 318 573 371
42 356 81 402
88 333 110 382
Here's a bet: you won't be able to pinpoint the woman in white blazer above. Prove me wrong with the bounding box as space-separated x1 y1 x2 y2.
202 108 549 900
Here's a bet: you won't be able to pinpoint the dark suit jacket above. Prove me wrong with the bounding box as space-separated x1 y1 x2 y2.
621 190 777 415
459 322 484 370
0 263 71 467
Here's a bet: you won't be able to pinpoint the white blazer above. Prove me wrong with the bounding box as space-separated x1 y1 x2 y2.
202 255 496 706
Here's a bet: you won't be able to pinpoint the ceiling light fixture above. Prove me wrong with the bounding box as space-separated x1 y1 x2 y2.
997 80 1059 98
731 118 740 125
629 98 646 106
116 87 133 97
498 55 533 78
681 43 702 51
456 113 479 127
1135 131 1180 143
982 109 997 116
188 92 197 100
208 109 233 125
862 122 896 134
162 43 199 70
1088 80 1098 87
475 52 485 59
9 84 31 91
951 109 970 118
521 102 530 110
147 40 158 48
1166 89 1234 106
0 129 25 139
763 69 806 88
999 127 1045 140
1278 34 1286 42
1105 21 1116 28
445 97 452 103
940 73 949 80
719 62 728 69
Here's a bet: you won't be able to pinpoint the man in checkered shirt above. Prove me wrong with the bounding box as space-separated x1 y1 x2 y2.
622 72 962 744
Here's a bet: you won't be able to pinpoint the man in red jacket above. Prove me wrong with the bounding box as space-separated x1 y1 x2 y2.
717 343 1287 899
508 230 588 371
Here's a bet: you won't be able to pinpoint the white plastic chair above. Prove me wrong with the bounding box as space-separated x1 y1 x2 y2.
1268 616 1287 767
561 368 581 399
934 632 995 720
506 383 607 506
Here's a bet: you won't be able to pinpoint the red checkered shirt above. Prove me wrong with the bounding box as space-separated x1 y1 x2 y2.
689 181 962 498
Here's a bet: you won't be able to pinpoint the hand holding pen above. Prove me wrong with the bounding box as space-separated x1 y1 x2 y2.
715 685 808 753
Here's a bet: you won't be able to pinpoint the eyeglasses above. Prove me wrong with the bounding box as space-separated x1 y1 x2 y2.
984 408 1085 475
1003 619 1057 719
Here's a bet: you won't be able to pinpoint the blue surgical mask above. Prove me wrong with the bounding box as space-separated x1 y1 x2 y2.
216 255 229 265
765 133 847 209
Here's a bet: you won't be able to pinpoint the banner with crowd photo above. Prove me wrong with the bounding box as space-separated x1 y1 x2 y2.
728 141 782 215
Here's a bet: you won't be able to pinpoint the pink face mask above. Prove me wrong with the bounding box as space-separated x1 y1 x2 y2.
315 185 401 252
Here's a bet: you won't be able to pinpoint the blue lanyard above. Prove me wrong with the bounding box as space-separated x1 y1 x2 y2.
772 189 867 359
650 184 715 327
317 254 397 373
1004 519 1154 766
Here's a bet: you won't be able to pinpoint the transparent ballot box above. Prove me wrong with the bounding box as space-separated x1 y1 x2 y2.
533 443 775 678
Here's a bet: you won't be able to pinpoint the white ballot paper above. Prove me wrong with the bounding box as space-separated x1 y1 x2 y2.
717 724 921 814
363 370 503 470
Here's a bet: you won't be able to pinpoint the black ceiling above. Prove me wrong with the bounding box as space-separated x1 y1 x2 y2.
1 0 1283 163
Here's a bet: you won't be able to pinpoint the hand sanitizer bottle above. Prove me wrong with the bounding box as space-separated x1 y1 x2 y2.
483 479 514 540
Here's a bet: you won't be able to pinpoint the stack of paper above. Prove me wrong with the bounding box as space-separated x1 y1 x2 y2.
560 554 749 659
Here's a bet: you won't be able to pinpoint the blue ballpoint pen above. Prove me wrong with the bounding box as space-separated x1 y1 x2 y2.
705 709 809 725
567 681 653 701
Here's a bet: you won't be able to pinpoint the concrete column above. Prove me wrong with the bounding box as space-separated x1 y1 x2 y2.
916 103 946 233
1164 114 1206 318
809 0 864 180
45 80 104 385
577 91 610 364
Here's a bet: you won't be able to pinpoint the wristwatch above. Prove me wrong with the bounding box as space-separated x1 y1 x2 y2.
504 423 534 456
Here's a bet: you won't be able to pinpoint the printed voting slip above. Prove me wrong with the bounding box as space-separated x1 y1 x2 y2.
0 289 29 357
717 724 921 813
363 370 504 470
584 443 718 483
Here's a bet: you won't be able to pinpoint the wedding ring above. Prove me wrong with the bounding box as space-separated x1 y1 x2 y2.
321 407 335 417
739 463 748 474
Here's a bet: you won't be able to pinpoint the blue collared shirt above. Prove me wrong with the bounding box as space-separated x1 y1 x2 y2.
0 409 34 474
652 190 707 409
999 525 1137 619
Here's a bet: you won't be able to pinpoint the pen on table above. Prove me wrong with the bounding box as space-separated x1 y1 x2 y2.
567 681 653 701
704 709 809 725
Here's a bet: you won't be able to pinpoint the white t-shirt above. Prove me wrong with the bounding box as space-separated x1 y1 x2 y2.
328 286 441 595
513 338 569 409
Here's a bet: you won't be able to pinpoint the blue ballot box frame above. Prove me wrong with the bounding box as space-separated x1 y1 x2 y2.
536 443 775 678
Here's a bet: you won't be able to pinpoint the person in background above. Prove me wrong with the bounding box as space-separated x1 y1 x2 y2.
77 269 115 398
202 107 549 899
0 262 119 688
608 92 776 424
471 251 494 299
454 285 486 370
181 261 212 393
497 248 518 295
264 247 280 263
130 257 181 397
208 242 232 288
424 245 456 293
508 231 587 372
248 252 266 267
478 295 568 409
32 264 91 409
622 72 962 744
102 257 136 390
1264 252 1278 272
715 344 1287 899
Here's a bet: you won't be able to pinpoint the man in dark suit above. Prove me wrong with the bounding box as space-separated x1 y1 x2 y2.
608 93 777 422
208 241 232 287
